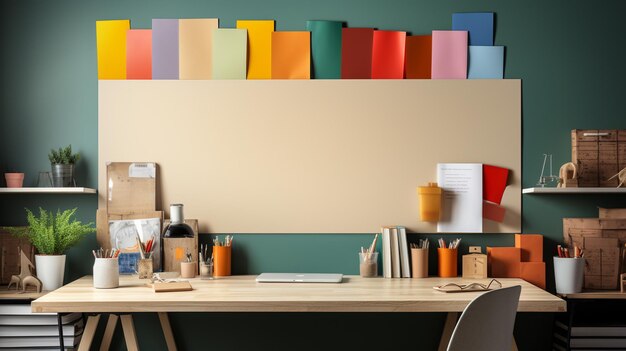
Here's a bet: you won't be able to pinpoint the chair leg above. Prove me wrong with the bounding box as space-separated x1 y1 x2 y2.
120 314 140 351
99 314 119 351
158 312 178 351
438 312 459 351
78 315 101 351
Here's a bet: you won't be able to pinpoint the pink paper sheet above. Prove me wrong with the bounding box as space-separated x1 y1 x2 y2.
431 30 467 79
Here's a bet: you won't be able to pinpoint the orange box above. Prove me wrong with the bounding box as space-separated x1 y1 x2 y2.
520 262 546 289
514 234 543 262
487 247 521 278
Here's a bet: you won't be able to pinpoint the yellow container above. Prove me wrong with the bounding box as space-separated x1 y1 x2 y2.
417 182 442 221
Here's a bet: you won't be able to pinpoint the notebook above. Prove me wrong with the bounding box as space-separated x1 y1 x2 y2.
256 273 343 283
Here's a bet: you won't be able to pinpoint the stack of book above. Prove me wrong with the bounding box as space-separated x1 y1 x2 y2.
381 226 411 278
0 304 84 349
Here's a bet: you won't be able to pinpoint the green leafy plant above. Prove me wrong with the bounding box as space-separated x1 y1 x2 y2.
10 208 95 255
48 145 80 164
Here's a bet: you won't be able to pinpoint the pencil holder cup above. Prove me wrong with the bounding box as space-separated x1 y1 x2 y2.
553 257 585 294
213 245 232 277
93 258 119 289
180 261 196 278
411 248 429 278
359 252 378 277
438 248 458 278
200 261 214 280
138 258 153 279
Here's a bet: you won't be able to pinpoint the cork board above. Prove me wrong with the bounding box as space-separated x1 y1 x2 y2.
99 80 521 233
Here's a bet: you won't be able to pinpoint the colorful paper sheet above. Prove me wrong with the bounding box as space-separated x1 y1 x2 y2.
437 163 483 233
431 30 467 79
179 18 218 79
483 164 509 204
212 29 247 79
271 32 310 79
152 19 179 79
96 20 130 79
306 20 343 79
126 29 152 79
468 46 504 79
371 30 406 79
483 201 506 223
404 35 432 79
236 20 274 79
341 28 374 79
452 12 494 46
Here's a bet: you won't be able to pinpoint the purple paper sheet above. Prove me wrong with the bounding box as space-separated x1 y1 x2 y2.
152 19 179 79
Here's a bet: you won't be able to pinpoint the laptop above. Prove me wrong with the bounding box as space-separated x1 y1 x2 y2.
256 273 343 283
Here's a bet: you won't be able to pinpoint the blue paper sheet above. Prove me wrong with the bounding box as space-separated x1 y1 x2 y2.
452 12 494 46
468 46 504 79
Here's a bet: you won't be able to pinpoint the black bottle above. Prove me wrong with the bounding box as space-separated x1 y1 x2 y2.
163 204 194 238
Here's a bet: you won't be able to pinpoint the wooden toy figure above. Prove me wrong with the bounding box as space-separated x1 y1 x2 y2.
7 248 42 293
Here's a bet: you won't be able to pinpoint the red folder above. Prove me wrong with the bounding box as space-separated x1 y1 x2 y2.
372 30 406 79
483 164 509 205
126 29 152 79
405 35 432 79
341 28 374 79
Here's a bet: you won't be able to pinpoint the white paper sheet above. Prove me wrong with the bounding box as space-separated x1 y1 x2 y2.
437 163 483 233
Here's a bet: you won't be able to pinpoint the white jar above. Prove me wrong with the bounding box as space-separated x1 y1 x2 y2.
93 258 119 289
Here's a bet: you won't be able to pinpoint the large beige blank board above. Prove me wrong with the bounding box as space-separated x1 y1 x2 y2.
99 80 521 233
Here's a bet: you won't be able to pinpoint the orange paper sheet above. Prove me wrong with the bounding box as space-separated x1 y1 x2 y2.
179 19 218 79
126 29 152 79
405 35 431 79
96 20 130 79
271 32 310 79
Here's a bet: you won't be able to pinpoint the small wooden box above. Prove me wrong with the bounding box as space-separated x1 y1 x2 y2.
462 250 488 279
163 219 199 274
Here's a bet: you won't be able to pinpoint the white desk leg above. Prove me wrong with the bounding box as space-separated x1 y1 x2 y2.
120 314 140 351
99 314 119 351
158 312 178 351
438 312 459 351
78 315 101 351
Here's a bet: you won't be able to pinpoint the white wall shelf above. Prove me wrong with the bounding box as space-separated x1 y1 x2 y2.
523 187 626 194
0 187 96 194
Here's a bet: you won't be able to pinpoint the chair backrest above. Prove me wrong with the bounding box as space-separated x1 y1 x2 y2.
447 285 521 351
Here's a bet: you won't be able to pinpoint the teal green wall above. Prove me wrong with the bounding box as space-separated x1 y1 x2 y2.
2 0 626 350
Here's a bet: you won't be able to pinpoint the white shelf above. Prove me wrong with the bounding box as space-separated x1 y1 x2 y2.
523 187 626 194
0 187 96 194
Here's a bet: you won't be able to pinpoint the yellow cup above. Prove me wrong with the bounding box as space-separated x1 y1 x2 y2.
417 182 442 221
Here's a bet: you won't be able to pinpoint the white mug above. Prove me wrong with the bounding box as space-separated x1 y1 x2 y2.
93 258 119 289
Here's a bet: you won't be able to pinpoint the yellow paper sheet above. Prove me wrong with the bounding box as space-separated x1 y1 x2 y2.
96 20 130 80
179 18 218 79
236 20 274 79
271 31 310 79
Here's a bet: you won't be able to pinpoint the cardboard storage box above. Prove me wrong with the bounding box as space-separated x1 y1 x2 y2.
106 162 157 213
520 262 546 289
487 247 521 278
571 129 625 187
515 234 543 262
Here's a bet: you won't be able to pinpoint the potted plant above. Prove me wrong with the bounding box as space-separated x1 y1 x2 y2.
11 208 95 290
4 170 25 188
48 145 80 187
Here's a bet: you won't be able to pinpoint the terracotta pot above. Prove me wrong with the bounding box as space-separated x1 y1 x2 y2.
5 173 24 188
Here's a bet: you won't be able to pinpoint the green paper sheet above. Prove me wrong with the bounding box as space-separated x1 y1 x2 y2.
306 20 342 79
212 28 247 80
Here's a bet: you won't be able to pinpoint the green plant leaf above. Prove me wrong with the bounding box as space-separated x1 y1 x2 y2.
22 207 94 255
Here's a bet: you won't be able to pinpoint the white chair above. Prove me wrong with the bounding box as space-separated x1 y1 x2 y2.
447 285 521 351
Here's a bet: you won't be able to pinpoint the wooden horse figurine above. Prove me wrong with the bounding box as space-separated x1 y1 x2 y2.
7 249 41 293
608 167 626 188
558 162 578 188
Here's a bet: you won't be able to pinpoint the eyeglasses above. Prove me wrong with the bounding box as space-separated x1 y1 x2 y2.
434 279 503 293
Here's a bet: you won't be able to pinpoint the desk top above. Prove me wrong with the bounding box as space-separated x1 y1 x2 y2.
32 275 566 313
559 291 626 299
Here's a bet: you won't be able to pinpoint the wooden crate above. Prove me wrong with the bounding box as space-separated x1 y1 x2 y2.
0 228 35 285
163 219 199 274
571 129 624 187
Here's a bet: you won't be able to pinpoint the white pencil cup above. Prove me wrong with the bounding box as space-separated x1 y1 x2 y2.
93 258 119 289
553 257 584 294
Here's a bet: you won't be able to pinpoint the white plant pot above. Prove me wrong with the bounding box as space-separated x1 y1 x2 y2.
35 255 66 291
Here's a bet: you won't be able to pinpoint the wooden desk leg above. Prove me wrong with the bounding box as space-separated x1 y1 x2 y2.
158 312 178 351
78 315 101 351
120 314 140 351
512 337 518 351
99 314 119 351
438 312 459 351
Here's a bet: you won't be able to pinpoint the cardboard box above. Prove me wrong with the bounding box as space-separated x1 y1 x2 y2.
462 253 488 279
571 130 625 187
106 162 157 213
514 234 543 262
163 219 199 274
0 228 35 285
599 208 626 219
487 247 521 278
520 262 546 289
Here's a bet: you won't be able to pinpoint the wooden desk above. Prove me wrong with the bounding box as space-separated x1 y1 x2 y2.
32 276 565 351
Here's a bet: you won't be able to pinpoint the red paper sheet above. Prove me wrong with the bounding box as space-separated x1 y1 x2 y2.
341 28 374 79
405 35 432 79
371 30 406 79
126 29 152 79
483 164 509 205
483 201 505 223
